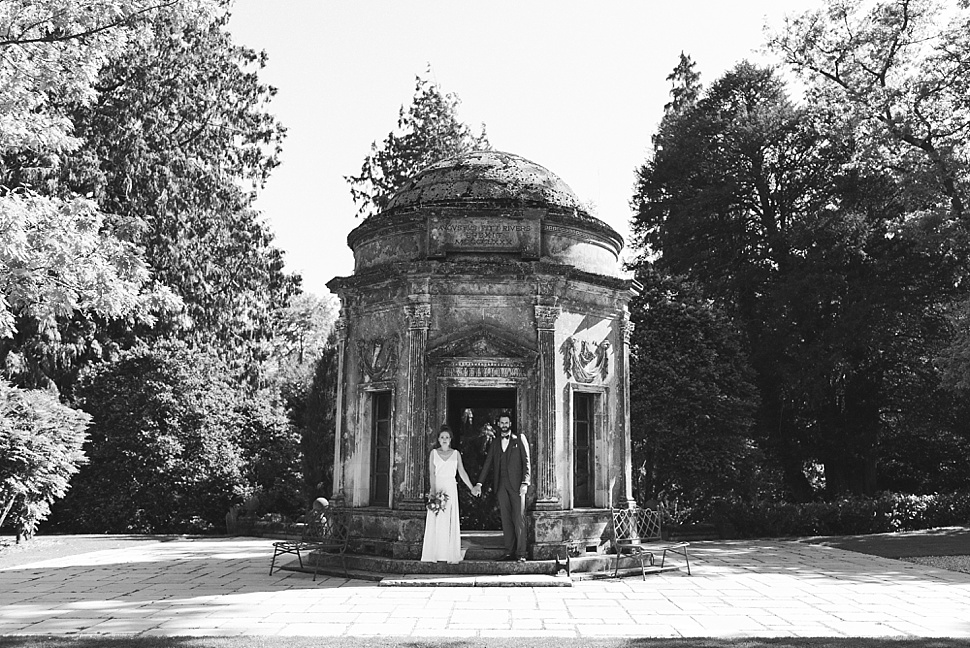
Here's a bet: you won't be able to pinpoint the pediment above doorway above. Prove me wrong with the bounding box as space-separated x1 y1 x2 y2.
427 322 537 363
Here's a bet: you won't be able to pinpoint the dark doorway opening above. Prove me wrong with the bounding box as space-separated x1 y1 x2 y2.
446 387 515 530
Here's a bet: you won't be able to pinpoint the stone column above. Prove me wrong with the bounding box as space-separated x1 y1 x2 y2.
399 301 431 509
534 304 561 509
614 310 637 509
332 315 349 503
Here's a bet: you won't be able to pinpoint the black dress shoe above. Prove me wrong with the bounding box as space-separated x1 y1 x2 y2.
499 554 515 561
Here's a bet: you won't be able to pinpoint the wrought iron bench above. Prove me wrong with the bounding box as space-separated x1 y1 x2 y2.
269 505 349 580
611 506 691 578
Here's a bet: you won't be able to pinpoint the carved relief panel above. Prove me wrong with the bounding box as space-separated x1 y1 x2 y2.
561 337 611 384
356 335 400 382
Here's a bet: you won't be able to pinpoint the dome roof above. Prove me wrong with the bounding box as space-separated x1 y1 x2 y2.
384 150 585 214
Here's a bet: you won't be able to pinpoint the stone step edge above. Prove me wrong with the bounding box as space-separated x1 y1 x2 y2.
282 561 682 584
570 565 681 580
379 574 573 587
375 565 680 586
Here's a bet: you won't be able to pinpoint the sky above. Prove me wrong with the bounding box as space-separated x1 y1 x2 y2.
226 0 819 297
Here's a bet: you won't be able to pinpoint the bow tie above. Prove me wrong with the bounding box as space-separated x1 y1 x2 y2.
501 434 511 439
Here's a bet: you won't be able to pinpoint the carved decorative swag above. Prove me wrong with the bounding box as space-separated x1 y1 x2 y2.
562 337 610 383
357 336 399 381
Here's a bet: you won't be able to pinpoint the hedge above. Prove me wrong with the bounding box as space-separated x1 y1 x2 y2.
709 491 970 538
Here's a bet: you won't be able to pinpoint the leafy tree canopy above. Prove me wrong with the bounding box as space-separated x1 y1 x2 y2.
629 267 761 508
2 4 296 390
346 69 490 218
769 0 970 221
50 339 300 533
0 1 217 346
266 292 339 387
631 58 967 499
0 0 216 156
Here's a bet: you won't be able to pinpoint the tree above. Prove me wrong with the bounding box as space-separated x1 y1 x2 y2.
664 52 702 113
769 0 970 222
0 0 215 157
68 11 295 382
0 379 90 540
267 292 339 386
284 342 339 504
235 396 303 518
2 7 296 390
766 0 970 496
51 341 248 533
629 268 761 510
345 70 490 218
631 60 965 500
0 191 179 345
0 1 215 349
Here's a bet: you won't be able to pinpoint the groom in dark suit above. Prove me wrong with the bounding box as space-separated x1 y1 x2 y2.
472 414 531 561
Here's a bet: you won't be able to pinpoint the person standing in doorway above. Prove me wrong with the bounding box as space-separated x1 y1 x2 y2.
421 425 475 563
472 414 531 561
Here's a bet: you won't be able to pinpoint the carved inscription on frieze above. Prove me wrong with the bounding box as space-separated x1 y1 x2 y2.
439 360 527 379
427 211 540 258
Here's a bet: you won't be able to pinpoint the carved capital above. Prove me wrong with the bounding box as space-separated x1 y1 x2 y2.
618 315 635 344
334 317 349 341
534 305 561 331
405 303 431 329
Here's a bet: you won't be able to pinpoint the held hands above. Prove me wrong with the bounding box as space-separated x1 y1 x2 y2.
468 484 526 497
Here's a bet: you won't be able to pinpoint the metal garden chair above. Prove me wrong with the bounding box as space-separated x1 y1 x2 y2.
269 505 349 580
610 506 691 578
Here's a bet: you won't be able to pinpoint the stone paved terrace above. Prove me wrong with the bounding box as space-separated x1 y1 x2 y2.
2 536 970 638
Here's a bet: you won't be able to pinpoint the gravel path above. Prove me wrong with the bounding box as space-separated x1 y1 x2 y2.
903 555 970 574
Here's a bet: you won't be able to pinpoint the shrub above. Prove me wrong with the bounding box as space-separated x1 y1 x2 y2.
48 341 250 533
236 397 303 519
710 491 970 538
0 380 90 539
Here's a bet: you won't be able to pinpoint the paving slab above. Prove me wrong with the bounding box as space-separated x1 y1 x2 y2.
1 536 970 638
380 573 572 587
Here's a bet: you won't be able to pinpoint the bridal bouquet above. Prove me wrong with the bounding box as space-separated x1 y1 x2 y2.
424 490 449 515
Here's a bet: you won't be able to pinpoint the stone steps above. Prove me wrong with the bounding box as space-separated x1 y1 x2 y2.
285 555 678 585
286 529 689 584
301 549 681 584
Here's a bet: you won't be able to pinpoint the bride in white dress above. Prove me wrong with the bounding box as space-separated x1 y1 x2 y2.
421 425 475 563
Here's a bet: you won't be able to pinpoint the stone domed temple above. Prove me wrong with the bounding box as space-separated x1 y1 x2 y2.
326 151 640 560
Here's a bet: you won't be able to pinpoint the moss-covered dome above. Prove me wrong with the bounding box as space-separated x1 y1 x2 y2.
343 150 627 279
383 150 586 215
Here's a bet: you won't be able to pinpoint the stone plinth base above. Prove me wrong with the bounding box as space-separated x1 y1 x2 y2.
529 509 612 560
345 508 613 561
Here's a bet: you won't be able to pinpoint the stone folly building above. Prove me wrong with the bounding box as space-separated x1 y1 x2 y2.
326 151 640 559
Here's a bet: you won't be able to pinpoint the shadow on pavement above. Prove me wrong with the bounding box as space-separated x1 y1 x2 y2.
800 526 970 558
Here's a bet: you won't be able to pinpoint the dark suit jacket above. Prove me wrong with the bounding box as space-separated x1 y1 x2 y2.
477 433 531 493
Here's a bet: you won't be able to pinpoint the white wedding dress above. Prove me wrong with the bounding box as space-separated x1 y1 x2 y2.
420 450 462 563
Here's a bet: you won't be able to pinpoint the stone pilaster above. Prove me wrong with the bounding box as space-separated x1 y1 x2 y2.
534 304 561 509
332 315 349 501
614 311 637 509
400 302 431 509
